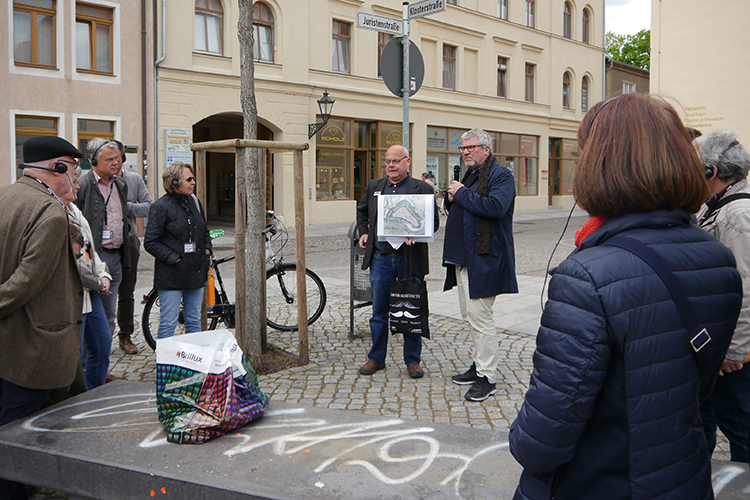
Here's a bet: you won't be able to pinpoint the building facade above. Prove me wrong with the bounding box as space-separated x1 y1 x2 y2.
650 0 750 141
605 57 648 98
155 0 604 225
2 0 153 183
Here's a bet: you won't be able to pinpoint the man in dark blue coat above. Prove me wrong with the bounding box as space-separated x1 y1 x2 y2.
356 145 438 380
443 129 518 401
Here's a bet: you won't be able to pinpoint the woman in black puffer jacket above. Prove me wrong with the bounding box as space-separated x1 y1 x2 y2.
509 94 743 500
144 162 211 339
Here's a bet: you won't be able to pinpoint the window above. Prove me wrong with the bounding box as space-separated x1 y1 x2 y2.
76 3 113 74
582 8 590 44
498 0 508 20
623 81 636 94
493 132 539 196
447 0 456 4
332 20 350 73
582 76 589 111
195 0 222 55
525 0 535 28
13 0 56 67
563 72 571 109
443 44 456 90
563 2 572 38
426 126 469 192
77 119 114 170
497 57 508 98
549 138 578 196
378 32 394 77
15 115 58 178
525 63 535 102
253 2 273 62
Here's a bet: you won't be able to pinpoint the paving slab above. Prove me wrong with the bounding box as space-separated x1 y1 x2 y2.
3 381 749 500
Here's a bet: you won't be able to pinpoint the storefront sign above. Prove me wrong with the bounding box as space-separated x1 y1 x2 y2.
320 125 347 144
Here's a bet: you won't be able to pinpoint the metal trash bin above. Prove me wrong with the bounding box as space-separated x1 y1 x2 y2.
348 221 372 339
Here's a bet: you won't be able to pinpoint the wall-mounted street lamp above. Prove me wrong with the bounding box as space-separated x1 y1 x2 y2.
308 89 335 139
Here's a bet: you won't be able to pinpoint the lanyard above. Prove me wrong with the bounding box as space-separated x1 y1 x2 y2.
101 178 115 227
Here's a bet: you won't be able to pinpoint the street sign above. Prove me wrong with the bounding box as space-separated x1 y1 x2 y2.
408 0 446 19
380 37 424 98
356 12 404 36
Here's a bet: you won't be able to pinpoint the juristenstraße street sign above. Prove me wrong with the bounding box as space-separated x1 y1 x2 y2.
356 12 404 36
408 0 446 19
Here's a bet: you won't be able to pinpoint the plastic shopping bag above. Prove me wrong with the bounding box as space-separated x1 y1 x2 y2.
155 329 269 444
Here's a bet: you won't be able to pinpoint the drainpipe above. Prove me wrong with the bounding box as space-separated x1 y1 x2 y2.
153 0 167 197
141 0 147 179
602 0 606 100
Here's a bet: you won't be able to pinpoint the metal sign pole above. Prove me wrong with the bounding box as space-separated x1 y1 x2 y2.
402 2 410 151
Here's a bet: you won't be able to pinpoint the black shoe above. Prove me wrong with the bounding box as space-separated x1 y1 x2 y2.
452 363 478 385
464 376 497 402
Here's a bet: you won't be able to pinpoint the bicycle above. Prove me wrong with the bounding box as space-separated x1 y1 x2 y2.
141 211 327 350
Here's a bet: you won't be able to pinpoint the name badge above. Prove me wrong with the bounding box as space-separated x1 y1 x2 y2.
374 191 381 197
184 242 196 253
102 230 113 240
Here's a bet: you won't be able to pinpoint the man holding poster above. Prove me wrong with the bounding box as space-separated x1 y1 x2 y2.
356 145 439 379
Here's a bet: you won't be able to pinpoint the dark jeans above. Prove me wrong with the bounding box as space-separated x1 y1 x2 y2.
81 291 111 389
701 363 750 463
0 379 50 500
368 249 422 366
99 249 122 337
117 234 141 339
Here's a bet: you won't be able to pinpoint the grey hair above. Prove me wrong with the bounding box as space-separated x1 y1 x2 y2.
85 138 119 162
695 130 750 181
461 129 493 148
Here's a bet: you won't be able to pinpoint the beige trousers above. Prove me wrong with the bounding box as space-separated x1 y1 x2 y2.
456 266 499 384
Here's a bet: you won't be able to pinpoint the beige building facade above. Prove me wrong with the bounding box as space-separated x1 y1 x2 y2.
651 0 750 142
2 0 153 184
158 0 606 225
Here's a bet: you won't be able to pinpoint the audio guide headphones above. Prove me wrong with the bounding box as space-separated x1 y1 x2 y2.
89 142 106 167
168 165 181 187
20 162 69 174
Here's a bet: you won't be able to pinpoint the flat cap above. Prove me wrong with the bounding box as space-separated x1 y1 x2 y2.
23 136 83 163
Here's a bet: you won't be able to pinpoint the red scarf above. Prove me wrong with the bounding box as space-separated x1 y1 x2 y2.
575 216 609 248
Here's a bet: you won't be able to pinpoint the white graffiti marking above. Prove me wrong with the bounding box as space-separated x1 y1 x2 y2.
713 464 747 496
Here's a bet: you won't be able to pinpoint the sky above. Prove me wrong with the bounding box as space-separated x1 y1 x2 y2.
605 0 651 35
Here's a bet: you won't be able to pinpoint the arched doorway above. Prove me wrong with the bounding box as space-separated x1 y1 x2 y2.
193 114 275 222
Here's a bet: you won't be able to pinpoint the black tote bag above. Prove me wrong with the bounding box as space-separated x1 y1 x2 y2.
389 251 430 339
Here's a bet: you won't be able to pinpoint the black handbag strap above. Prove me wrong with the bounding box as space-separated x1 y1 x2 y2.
395 245 412 281
601 236 711 359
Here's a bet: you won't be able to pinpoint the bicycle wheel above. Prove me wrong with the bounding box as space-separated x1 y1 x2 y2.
266 264 326 331
141 289 221 350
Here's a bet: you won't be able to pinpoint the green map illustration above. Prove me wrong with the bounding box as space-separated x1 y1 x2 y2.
382 195 426 236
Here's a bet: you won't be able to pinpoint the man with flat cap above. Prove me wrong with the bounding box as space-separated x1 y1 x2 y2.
0 136 84 498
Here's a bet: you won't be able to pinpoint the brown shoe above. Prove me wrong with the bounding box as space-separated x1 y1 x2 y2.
105 373 127 384
359 361 386 375
119 337 138 354
407 363 424 379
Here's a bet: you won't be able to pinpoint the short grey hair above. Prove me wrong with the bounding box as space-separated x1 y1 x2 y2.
461 129 493 148
695 130 750 181
85 138 119 162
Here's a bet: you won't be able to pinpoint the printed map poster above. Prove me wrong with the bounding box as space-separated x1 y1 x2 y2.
376 194 435 246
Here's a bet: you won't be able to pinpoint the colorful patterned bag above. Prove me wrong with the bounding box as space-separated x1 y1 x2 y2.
155 329 269 444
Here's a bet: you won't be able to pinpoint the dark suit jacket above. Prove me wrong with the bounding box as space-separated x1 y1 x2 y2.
356 176 439 278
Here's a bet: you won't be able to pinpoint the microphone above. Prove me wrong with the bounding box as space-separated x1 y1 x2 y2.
453 165 461 182
20 163 69 174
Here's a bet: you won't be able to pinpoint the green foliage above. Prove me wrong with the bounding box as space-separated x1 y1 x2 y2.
605 29 650 70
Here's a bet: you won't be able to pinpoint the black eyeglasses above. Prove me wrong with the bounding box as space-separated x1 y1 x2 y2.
59 159 80 168
384 157 407 166
458 144 485 153
185 177 196 183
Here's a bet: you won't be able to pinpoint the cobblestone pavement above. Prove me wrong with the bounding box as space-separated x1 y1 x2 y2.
30 209 731 499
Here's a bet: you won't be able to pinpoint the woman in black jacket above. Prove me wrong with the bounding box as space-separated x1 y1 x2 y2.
144 162 211 339
509 94 743 500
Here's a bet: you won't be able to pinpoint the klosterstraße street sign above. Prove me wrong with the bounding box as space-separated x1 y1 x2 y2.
408 0 446 19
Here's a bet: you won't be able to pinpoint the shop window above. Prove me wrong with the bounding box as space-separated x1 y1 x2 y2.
549 138 578 196
195 0 223 55
76 2 113 74
13 0 56 68
253 2 274 62
332 20 351 73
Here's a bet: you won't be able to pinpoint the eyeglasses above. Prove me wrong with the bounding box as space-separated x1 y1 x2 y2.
185 177 196 183
59 159 80 168
458 144 486 153
384 157 407 166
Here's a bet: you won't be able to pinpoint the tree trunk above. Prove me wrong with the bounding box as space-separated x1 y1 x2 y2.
237 0 265 368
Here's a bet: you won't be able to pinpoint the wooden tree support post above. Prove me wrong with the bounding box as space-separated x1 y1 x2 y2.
293 149 308 365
